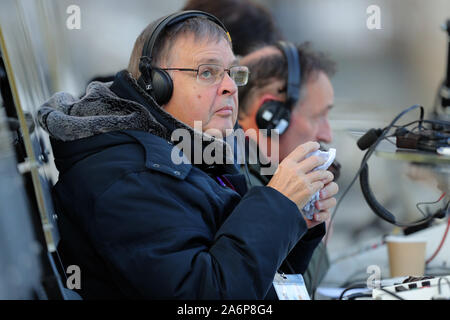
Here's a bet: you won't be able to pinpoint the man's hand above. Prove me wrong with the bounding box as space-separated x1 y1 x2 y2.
307 180 339 229
267 141 338 228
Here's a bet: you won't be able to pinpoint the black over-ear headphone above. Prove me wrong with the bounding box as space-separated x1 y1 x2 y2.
255 41 301 135
137 10 230 106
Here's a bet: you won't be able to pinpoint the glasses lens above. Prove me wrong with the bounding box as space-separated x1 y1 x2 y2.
198 64 221 85
230 66 249 86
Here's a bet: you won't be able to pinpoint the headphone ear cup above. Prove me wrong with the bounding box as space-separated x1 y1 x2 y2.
256 100 291 135
151 68 173 105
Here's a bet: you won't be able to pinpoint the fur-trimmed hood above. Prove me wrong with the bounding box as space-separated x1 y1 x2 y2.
38 78 167 142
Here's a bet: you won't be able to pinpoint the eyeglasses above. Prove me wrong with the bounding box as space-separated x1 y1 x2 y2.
162 64 249 87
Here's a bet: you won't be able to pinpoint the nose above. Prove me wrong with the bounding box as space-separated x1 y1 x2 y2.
317 119 333 144
217 71 238 96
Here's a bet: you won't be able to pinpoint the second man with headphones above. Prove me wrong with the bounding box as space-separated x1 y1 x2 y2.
238 41 338 293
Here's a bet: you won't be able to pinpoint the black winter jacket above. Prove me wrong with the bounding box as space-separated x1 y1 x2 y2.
39 71 324 299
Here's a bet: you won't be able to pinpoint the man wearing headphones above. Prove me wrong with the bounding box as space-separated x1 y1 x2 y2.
237 42 337 293
37 11 338 299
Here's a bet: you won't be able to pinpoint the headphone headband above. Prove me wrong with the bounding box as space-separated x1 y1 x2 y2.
276 41 301 109
141 10 230 63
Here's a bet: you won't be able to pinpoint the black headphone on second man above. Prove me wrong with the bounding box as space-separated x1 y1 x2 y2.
137 10 230 106
137 10 300 136
255 41 301 136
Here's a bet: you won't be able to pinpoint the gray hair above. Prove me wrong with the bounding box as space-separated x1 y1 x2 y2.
128 16 231 79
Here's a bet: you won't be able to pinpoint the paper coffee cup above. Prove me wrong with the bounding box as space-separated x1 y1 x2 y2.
385 236 427 278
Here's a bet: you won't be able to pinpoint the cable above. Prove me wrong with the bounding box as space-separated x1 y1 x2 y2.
426 208 450 265
392 119 450 131
418 106 424 131
384 137 397 147
311 104 424 299
416 192 447 218
360 105 423 166
311 163 361 300
378 287 405 300
337 283 368 300
347 293 373 300
284 259 296 274
359 105 448 227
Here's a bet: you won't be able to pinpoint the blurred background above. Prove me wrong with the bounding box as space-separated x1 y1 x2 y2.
1 0 449 294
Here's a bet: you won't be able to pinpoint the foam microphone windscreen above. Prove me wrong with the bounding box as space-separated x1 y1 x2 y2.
357 128 382 150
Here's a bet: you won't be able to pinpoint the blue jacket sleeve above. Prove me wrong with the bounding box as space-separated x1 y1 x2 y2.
279 222 326 274
90 172 309 299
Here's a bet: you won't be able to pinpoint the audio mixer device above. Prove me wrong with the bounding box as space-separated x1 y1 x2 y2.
372 276 450 300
